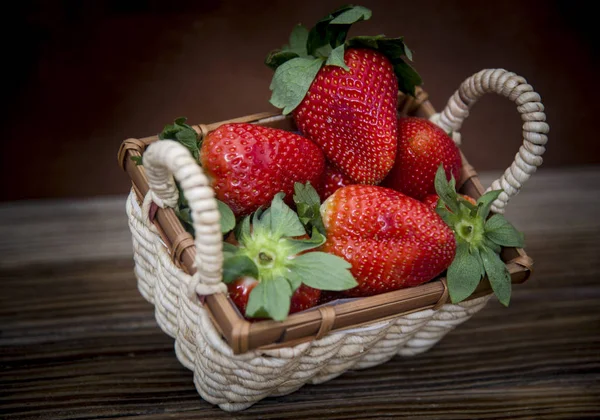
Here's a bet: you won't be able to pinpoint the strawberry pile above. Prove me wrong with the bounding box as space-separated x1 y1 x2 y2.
141 5 525 321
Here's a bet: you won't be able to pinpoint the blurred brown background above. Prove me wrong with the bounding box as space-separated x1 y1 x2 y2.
2 0 597 202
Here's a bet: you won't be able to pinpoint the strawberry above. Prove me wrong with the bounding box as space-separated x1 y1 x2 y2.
320 163 354 201
383 117 462 200
200 123 325 217
317 290 344 305
320 185 456 297
292 48 398 184
223 185 356 321
266 5 421 184
228 277 321 316
423 193 476 210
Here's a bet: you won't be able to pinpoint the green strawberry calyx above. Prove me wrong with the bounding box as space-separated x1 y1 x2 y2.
434 165 525 307
159 117 202 160
265 4 422 115
223 182 357 321
293 180 326 235
131 117 236 236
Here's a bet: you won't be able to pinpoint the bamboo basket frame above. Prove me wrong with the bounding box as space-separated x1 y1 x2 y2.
118 87 534 355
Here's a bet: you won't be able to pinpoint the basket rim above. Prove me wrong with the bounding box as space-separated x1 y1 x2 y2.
118 90 533 354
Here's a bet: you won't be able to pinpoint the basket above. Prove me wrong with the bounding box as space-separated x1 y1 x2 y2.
117 68 547 411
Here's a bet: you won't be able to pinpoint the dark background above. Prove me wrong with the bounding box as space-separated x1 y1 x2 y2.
2 0 597 202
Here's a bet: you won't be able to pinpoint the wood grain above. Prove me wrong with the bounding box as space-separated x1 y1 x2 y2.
1 167 600 419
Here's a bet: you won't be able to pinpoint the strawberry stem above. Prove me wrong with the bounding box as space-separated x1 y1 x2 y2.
258 252 274 263
454 210 485 249
434 164 525 306
225 192 357 321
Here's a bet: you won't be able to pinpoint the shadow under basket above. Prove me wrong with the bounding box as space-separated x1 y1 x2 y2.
117 69 546 411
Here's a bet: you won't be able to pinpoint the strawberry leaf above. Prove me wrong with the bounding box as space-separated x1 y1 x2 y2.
325 44 349 70
434 164 460 214
480 245 512 306
472 247 486 278
222 254 259 284
285 226 326 255
485 214 525 248
265 50 300 71
390 59 422 96
435 200 459 226
330 6 372 24
159 117 201 161
459 197 478 214
222 241 239 257
261 192 306 239
236 215 252 242
174 207 196 237
245 276 292 321
285 270 303 292
288 252 357 291
447 241 484 304
217 200 235 234
307 5 372 56
130 156 143 166
314 44 333 59
265 25 309 70
285 24 309 56
269 56 325 115
476 189 503 220
175 130 200 160
293 182 326 235
483 237 502 254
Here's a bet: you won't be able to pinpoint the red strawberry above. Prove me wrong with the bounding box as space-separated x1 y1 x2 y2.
423 193 476 210
266 6 421 185
293 48 399 184
320 163 354 201
320 185 456 297
200 123 325 217
383 117 462 200
317 290 344 305
228 277 321 318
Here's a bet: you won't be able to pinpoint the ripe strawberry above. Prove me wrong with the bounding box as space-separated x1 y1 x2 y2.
317 290 344 305
223 187 356 321
266 5 421 185
293 48 399 184
320 163 354 201
228 277 321 316
320 185 456 297
423 193 476 210
383 117 462 200
200 123 325 217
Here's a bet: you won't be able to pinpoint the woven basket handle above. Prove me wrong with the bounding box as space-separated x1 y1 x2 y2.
143 140 226 296
434 68 549 214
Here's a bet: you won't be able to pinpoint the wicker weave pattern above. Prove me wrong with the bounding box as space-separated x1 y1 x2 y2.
127 190 489 411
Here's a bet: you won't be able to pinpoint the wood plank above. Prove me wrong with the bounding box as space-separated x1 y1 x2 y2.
0 197 131 269
1 234 598 419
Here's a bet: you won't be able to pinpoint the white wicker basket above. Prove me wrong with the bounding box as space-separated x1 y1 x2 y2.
122 68 548 411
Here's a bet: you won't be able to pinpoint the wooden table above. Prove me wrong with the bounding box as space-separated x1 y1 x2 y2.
2 168 599 419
